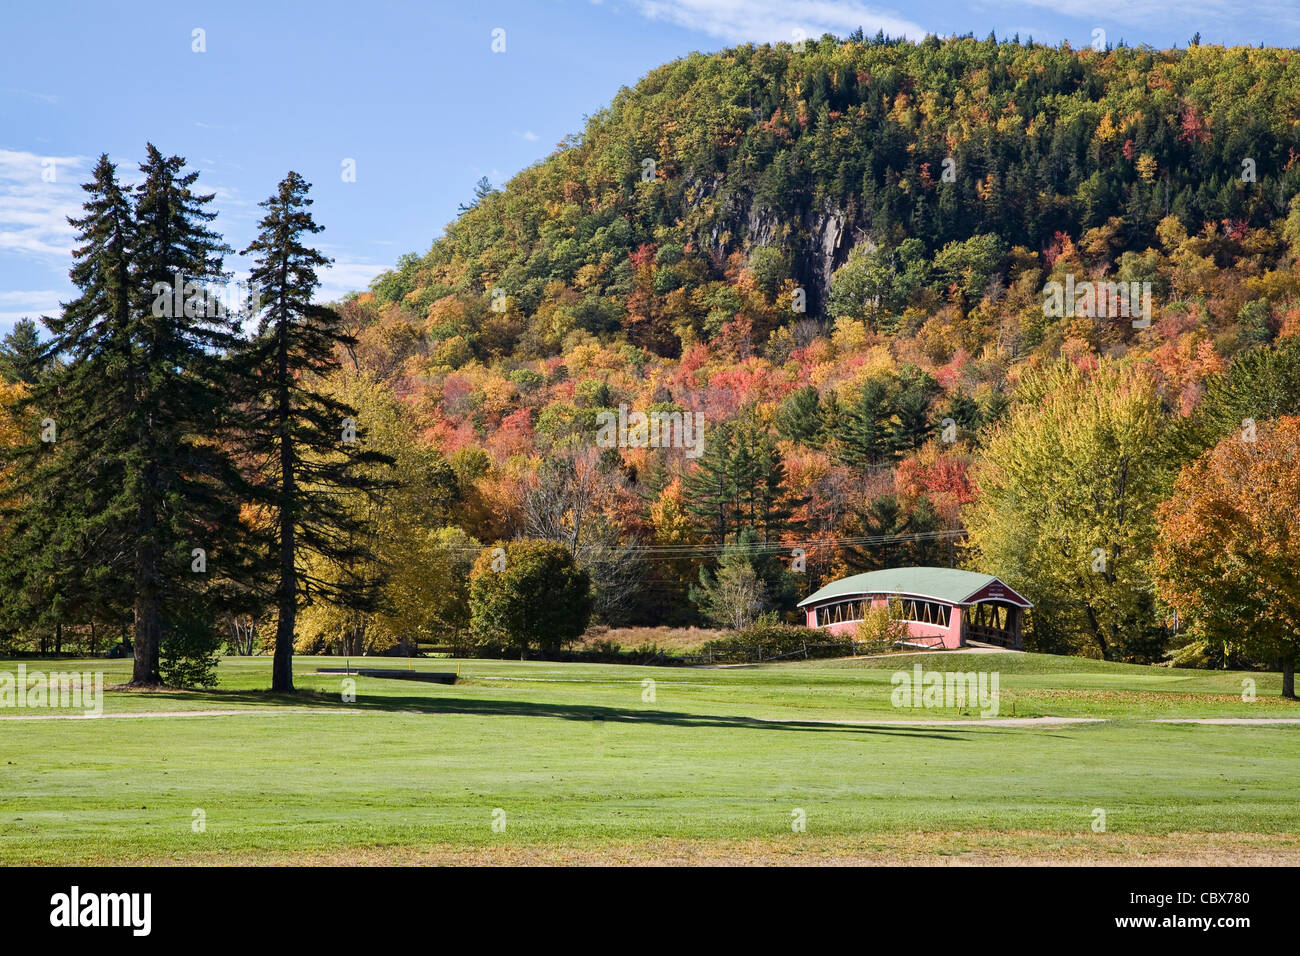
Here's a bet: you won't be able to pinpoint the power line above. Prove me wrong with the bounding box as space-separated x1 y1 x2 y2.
430 528 969 561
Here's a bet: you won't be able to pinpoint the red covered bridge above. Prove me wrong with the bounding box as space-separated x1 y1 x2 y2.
798 567 1031 650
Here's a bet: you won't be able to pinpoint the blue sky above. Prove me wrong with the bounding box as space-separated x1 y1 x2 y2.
2 0 1298 332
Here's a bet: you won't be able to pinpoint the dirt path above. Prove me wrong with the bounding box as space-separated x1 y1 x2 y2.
0 708 362 721
1153 717 1300 724
2 709 1298 726
751 715 1103 727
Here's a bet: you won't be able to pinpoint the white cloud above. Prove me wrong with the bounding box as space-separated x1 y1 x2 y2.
520 130 540 142
316 260 390 303
0 148 89 260
0 290 65 329
0 289 63 312
208 182 259 221
623 0 928 44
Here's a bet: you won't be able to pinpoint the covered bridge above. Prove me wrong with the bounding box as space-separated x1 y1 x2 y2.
798 567 1031 650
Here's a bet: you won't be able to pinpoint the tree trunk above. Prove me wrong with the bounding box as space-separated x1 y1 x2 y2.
271 300 296 693
132 593 162 685
272 448 296 690
130 454 163 685
1283 657 1296 700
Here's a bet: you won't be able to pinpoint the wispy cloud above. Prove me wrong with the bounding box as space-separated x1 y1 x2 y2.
0 289 65 326
0 148 89 260
0 88 59 105
207 182 260 225
622 0 928 44
0 290 64 307
317 259 390 303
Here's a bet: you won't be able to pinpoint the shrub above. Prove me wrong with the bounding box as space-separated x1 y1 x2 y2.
700 612 811 661
855 597 910 648
160 605 224 688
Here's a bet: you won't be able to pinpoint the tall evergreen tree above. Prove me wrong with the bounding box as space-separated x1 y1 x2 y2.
844 493 943 571
0 155 137 651
683 419 737 543
241 172 391 692
122 144 246 685
1176 336 1300 461
890 385 936 453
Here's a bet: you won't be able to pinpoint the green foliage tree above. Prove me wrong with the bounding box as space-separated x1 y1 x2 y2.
932 234 1006 307
828 239 930 328
691 535 771 629
890 369 940 453
835 379 896 468
1177 336 1300 465
684 410 803 544
965 361 1172 661
747 246 788 302
468 539 592 656
0 156 136 651
125 144 248 685
844 493 943 571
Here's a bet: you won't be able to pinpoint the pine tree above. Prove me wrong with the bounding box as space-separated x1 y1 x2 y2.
890 385 935 453
690 529 770 629
817 389 842 445
0 319 51 384
241 172 392 692
0 155 137 650
775 385 823 445
683 419 737 543
844 493 942 571
942 389 982 438
125 144 246 685
836 379 895 468
746 426 805 544
1178 336 1300 460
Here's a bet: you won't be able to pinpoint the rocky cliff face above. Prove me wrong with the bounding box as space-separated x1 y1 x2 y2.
690 173 866 314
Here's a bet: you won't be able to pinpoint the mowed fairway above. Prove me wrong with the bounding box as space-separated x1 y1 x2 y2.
2 652 1299 865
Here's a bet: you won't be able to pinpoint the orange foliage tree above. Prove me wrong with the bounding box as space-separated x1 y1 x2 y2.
1154 416 1300 697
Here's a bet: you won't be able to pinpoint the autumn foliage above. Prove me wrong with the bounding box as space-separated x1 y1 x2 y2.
1154 417 1300 696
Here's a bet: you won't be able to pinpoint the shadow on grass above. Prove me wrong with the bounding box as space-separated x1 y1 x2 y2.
121 686 990 740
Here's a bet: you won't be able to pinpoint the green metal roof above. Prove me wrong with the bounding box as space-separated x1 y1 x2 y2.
798 567 1029 608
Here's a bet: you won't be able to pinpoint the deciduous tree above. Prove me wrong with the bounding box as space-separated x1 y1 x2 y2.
1154 416 1300 697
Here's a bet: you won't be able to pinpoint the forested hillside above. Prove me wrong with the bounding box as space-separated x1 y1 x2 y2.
345 34 1300 664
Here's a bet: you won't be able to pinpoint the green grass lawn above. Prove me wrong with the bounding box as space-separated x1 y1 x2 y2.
2 651 1298 864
